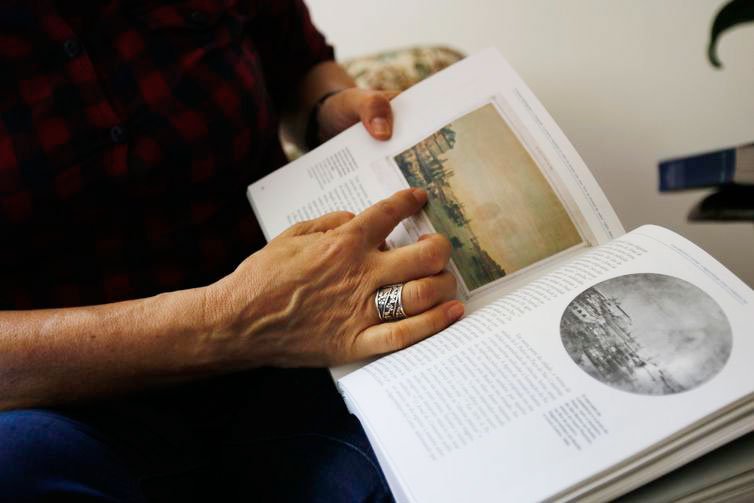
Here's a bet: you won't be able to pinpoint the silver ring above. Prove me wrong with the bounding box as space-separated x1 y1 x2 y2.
374 283 407 322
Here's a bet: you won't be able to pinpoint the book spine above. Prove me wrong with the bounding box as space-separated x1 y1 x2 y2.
659 143 754 191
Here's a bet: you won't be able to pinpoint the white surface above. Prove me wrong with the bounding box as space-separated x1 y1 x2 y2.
307 0 754 287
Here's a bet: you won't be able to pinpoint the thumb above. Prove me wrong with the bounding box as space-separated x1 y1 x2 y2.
360 91 395 141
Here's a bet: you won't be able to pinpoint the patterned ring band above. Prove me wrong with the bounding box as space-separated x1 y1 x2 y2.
374 283 407 322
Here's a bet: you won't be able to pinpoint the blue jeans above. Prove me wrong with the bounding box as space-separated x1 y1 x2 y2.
0 368 393 502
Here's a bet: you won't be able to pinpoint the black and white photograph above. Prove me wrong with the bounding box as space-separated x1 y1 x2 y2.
560 273 733 395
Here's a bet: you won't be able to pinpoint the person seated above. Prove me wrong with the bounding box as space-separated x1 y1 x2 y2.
0 1 463 500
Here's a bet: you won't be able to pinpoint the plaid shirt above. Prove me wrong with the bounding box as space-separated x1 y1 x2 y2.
0 0 333 309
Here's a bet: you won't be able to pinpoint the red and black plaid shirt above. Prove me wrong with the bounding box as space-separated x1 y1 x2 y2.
0 0 333 309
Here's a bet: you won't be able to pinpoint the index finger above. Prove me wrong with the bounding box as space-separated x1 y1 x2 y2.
344 189 427 247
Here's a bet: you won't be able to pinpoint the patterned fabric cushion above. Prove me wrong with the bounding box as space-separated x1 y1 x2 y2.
283 46 465 160
342 46 465 92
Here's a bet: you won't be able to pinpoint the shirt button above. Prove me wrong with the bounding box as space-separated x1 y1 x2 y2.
110 125 128 144
63 39 83 59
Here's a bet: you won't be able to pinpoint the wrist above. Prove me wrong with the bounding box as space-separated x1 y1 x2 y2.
304 88 346 150
191 269 268 372
141 283 238 375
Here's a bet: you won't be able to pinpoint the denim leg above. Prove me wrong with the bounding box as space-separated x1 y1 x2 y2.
219 367 395 502
0 409 145 502
0 369 394 502
221 415 393 502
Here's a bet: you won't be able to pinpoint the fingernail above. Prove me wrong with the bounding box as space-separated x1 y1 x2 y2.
447 302 464 321
411 188 427 204
370 117 390 136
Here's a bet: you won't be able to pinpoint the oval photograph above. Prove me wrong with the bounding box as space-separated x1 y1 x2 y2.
560 273 732 395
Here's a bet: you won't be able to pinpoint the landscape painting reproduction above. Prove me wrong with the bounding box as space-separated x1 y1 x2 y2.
560 273 733 395
394 103 582 293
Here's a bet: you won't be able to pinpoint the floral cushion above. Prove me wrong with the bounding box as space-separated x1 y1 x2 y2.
283 46 465 160
342 46 465 92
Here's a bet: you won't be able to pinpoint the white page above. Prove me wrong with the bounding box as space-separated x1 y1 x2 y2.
616 432 754 502
571 400 754 502
339 225 754 502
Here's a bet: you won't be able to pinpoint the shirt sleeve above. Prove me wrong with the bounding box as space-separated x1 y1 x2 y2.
248 0 335 110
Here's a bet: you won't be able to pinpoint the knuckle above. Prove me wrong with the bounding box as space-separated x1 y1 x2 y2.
327 211 356 230
321 210 344 223
329 210 354 220
289 221 308 233
421 241 449 271
386 325 410 350
368 94 390 113
377 200 399 219
365 94 379 108
323 233 359 258
344 221 367 240
431 309 450 333
344 231 366 250
409 281 434 308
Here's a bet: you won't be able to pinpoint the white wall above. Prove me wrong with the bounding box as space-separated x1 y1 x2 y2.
307 0 754 287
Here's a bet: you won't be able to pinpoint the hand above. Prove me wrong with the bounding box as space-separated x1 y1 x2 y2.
206 189 463 368
317 88 398 143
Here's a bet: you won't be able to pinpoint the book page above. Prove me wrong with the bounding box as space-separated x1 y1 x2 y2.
615 432 754 502
338 225 754 502
248 49 623 307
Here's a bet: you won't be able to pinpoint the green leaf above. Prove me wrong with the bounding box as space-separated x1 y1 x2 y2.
708 0 754 68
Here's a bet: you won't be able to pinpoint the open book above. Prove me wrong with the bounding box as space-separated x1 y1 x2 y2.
247 49 754 502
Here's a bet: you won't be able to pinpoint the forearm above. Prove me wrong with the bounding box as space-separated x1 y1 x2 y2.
0 286 223 410
298 61 356 113
0 188 458 410
281 60 356 147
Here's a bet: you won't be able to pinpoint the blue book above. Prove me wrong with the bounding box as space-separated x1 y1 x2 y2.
659 143 754 191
